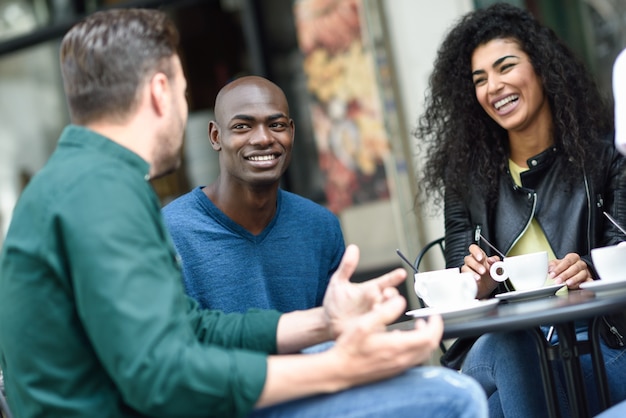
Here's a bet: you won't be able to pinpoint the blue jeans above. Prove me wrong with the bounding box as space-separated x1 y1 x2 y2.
595 399 626 417
461 327 626 418
248 367 488 418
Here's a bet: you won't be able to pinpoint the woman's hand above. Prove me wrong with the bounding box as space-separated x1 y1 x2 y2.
461 244 501 298
548 253 593 289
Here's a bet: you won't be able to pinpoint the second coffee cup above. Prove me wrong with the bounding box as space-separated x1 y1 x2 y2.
590 242 626 282
414 268 478 308
489 251 549 291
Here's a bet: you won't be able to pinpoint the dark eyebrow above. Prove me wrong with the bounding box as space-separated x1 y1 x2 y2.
231 114 254 122
230 113 288 123
494 54 519 66
472 55 520 77
266 113 288 122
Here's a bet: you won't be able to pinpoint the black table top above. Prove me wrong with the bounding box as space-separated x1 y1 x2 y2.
391 289 626 339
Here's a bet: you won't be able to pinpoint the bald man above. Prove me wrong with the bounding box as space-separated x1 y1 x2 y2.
163 76 345 314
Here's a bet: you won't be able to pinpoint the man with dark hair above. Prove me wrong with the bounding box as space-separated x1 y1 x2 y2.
0 8 487 418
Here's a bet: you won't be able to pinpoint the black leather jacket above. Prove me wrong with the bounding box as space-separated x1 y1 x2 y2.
443 138 626 347
444 142 626 271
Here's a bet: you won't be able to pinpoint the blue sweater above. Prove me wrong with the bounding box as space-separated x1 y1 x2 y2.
162 187 345 313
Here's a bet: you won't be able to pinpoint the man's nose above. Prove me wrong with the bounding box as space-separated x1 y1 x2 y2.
250 126 274 146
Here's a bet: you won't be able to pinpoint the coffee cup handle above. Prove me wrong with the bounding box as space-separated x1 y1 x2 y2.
413 280 429 304
490 261 508 282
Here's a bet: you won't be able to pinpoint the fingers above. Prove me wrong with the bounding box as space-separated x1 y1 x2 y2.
414 314 444 336
334 314 444 381
549 253 592 287
464 244 494 278
332 244 360 284
549 253 578 278
564 269 592 289
350 293 408 337
370 268 407 290
365 314 443 358
390 314 444 352
371 294 407 327
463 255 485 278
382 286 400 301
333 245 407 289
468 244 485 262
463 245 501 298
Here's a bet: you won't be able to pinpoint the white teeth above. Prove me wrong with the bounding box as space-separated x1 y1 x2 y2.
494 95 519 110
248 155 276 161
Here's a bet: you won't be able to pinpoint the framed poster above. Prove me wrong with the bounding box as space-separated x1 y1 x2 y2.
293 0 392 214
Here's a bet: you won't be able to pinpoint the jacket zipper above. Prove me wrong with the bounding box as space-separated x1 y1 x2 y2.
602 316 625 346
508 191 538 252
473 190 537 253
583 172 593 254
474 225 482 244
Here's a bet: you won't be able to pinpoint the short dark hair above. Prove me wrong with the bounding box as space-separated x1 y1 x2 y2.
60 8 180 124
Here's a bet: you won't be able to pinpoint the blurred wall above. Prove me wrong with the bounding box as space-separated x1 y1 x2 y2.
0 1 68 242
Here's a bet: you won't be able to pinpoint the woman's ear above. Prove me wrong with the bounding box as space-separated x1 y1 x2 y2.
208 120 221 151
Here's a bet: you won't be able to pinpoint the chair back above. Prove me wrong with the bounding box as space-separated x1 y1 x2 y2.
413 237 445 309
414 236 446 273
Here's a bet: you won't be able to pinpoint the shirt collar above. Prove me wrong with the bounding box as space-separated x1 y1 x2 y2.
59 125 151 180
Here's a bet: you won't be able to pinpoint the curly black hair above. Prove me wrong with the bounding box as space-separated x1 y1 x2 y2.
414 2 613 208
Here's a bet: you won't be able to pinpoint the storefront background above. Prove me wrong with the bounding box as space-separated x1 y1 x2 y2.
1 0 625 308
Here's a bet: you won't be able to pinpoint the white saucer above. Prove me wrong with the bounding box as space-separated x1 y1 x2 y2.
579 280 626 296
405 299 500 321
495 284 566 302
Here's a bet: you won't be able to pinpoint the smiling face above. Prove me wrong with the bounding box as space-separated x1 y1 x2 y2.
471 38 551 135
210 76 294 189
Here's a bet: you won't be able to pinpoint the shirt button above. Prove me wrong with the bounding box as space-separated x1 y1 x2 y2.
530 160 538 166
144 174 150 181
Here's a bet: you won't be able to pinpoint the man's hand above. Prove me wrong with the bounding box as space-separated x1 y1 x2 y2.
258 245 444 408
322 244 408 339
328 305 444 386
274 244 408 354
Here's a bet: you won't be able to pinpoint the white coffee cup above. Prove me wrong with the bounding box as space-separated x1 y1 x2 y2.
489 251 548 291
591 243 626 282
414 267 478 308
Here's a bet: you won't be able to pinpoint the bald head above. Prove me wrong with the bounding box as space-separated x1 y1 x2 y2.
214 76 290 126
208 74 295 187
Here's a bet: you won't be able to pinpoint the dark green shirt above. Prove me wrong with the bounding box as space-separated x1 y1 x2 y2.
0 125 281 418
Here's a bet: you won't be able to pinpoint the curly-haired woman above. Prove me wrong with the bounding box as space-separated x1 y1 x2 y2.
415 3 626 417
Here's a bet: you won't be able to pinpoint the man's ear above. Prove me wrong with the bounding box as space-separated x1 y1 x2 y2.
149 72 169 117
208 120 222 151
